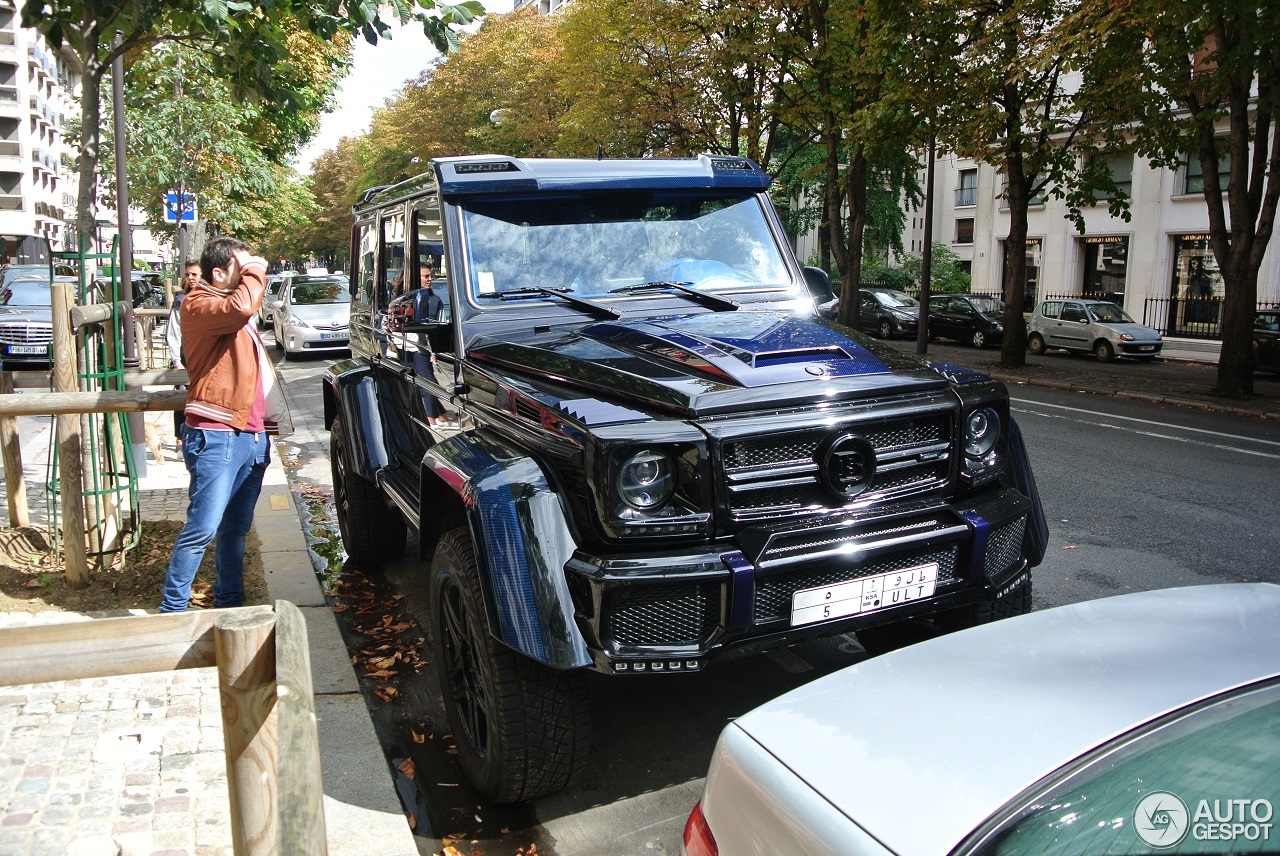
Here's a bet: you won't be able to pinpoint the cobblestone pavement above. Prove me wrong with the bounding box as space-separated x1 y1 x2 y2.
0 654 232 856
1 417 233 856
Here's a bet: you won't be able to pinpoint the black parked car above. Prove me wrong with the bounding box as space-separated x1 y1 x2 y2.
1256 309 1280 375
326 156 1048 803
0 276 55 368
928 293 1006 348
861 287 920 338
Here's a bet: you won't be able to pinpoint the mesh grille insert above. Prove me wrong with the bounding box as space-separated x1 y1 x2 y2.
985 517 1027 580
605 582 719 646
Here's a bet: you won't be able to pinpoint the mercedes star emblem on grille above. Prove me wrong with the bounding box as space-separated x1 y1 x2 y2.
817 432 876 499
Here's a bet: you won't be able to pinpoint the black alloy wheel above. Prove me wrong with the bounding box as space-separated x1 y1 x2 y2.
329 416 406 565
429 528 590 803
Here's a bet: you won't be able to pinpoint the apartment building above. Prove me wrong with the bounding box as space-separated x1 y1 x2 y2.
907 151 1280 342
0 1 75 262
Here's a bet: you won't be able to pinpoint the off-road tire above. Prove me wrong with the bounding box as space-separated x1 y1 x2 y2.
971 329 987 349
935 576 1033 633
879 319 893 339
429 528 591 803
1027 333 1046 356
1094 339 1116 363
330 416 406 565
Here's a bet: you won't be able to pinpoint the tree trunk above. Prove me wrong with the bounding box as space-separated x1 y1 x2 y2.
843 149 867 331
76 49 104 247
1000 154 1029 368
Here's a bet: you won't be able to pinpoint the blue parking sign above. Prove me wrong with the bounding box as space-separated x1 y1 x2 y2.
164 192 196 223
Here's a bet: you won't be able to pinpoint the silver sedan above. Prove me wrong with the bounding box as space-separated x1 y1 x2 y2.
273 275 351 359
684 584 1280 855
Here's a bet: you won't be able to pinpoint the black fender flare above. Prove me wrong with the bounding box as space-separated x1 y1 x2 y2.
322 359 392 482
1009 417 1049 567
423 429 591 670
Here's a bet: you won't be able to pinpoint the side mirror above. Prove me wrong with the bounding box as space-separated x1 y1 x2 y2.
801 266 834 304
391 287 447 332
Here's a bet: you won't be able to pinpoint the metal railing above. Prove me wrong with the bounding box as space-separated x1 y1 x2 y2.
1141 297 1280 340
954 187 977 207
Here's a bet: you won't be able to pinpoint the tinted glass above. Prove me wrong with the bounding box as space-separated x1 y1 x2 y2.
290 280 350 304
460 191 789 301
876 290 918 309
1061 303 1088 323
972 682 1280 855
969 296 1003 315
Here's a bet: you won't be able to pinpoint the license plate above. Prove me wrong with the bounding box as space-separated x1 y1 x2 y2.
319 332 347 341
791 562 939 626
7 345 47 355
1139 345 1154 351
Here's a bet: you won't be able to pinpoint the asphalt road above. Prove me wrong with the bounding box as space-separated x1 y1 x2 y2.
271 346 1280 856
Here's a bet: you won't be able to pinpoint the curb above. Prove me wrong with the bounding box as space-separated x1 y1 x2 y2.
254 452 419 856
989 371 1277 421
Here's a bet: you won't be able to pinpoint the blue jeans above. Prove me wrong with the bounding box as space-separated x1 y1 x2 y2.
159 426 270 613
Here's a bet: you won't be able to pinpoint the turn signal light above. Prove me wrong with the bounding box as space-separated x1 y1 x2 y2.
683 801 718 856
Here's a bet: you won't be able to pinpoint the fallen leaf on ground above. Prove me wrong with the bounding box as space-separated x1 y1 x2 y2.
1060 545 1078 550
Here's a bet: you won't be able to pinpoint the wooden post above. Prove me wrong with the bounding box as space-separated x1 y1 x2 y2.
50 282 87 587
216 610 279 856
273 600 328 852
0 371 28 527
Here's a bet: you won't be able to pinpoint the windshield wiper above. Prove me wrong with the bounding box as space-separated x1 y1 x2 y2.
479 286 620 319
609 281 739 312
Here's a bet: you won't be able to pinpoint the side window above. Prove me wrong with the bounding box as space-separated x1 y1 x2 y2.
1061 303 1087 323
1041 301 1061 319
354 221 376 304
380 211 406 309
954 299 974 315
930 297 946 313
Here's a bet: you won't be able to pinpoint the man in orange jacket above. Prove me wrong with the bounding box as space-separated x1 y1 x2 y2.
159 236 286 612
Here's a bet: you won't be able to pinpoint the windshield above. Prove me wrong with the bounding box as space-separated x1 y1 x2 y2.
875 290 918 309
4 279 50 305
1088 303 1134 323
290 280 350 305
460 191 790 302
970 296 1004 315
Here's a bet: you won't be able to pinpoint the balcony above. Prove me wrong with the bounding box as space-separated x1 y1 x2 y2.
0 194 22 211
0 139 18 158
954 187 977 207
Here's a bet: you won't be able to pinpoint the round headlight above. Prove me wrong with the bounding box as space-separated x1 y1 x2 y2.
965 408 1001 458
617 450 674 510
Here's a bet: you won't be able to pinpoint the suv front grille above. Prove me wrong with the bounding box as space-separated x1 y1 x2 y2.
0 323 53 345
723 413 952 521
605 582 719 646
754 544 959 624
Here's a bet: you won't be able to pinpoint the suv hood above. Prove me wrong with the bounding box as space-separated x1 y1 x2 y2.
470 311 951 417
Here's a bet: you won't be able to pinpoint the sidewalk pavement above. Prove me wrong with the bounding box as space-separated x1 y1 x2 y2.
883 339 1280 421
0 422 419 856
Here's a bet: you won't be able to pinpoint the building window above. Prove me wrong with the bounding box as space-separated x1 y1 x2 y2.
1166 234 1224 335
1001 238 1041 312
1081 236 1128 300
955 218 974 245
1093 153 1133 202
1184 149 1229 195
955 169 977 207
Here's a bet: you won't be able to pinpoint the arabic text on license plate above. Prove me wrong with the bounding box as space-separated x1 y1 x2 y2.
791 562 939 626
319 332 347 341
8 345 47 355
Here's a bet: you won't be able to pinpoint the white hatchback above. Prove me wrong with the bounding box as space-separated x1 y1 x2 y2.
1027 298 1163 362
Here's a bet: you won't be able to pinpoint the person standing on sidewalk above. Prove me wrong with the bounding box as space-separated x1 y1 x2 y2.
159 237 287 613
165 260 202 447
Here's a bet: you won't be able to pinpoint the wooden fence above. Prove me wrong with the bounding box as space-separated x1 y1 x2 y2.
0 601 327 855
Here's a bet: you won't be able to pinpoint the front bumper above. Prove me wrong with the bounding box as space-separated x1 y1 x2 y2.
1119 340 1162 356
566 485 1035 674
284 325 350 353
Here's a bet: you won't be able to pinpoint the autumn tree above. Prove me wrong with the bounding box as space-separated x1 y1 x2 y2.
22 0 483 246
1071 1 1280 396
300 137 363 264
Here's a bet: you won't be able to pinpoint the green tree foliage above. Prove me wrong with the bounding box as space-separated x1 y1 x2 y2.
1070 0 1280 397
901 244 972 294
299 137 363 265
22 0 482 243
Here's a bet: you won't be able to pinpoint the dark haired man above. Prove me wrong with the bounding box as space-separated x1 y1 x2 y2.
159 237 286 612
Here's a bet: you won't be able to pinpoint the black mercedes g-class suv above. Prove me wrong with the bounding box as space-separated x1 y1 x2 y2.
324 155 1047 803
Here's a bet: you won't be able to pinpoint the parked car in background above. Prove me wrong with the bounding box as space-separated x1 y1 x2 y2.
1027 298 1163 362
1254 309 1280 375
684 583 1280 856
0 276 56 368
257 274 286 328
274 274 350 359
927 293 1005 348
860 287 919 338
0 262 74 291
